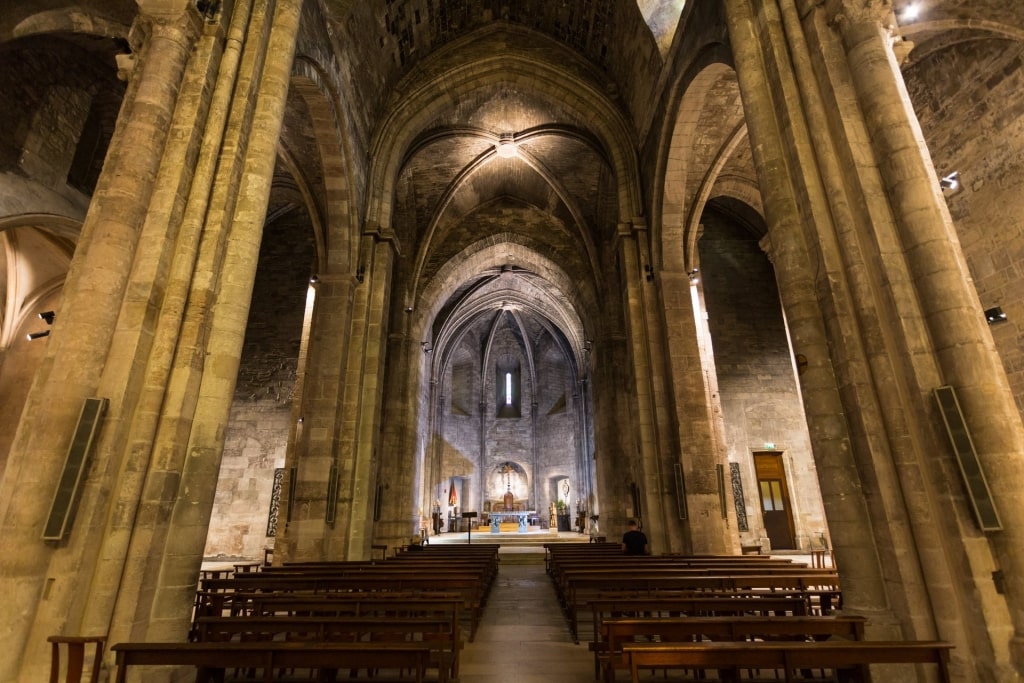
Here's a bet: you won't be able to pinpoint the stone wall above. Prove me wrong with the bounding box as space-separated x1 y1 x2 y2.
904 40 1024 414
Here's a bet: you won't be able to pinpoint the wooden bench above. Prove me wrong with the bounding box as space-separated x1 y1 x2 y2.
192 592 463 645
595 615 866 682
585 594 812 668
561 574 840 641
112 641 433 683
622 640 953 683
193 615 460 682
201 572 488 640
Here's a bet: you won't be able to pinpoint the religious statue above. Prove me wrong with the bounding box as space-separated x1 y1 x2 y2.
549 501 557 529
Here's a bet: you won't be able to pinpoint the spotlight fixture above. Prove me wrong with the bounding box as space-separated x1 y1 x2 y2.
38 310 56 324
688 268 700 283
939 171 961 195
644 264 654 282
985 306 1008 325
421 342 432 354
584 340 593 352
27 331 50 341
309 274 319 283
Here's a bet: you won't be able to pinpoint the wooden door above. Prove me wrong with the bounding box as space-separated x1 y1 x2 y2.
754 452 796 550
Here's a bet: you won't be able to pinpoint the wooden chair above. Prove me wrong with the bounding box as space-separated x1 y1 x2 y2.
48 635 106 683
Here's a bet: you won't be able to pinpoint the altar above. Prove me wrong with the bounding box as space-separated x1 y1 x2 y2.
487 510 535 534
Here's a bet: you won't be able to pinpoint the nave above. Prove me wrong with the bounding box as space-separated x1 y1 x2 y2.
461 551 593 683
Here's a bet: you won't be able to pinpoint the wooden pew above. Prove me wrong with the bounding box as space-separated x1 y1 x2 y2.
622 640 954 683
193 615 460 682
552 565 836 609
201 572 488 640
584 594 810 650
596 615 867 682
112 641 433 683
561 573 840 641
191 592 463 645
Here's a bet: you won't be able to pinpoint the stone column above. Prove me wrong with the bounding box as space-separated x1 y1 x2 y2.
722 0 894 625
620 220 705 553
831 3 1024 668
373 326 422 550
81 0 253 642
0 9 202 681
335 231 396 559
118 0 303 643
658 267 738 554
276 272 357 562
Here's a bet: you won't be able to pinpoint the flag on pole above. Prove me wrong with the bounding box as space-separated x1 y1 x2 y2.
448 480 458 506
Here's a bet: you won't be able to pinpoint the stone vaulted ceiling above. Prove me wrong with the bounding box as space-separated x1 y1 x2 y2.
315 1 662 362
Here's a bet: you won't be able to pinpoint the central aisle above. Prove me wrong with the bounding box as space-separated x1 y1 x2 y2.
460 555 595 683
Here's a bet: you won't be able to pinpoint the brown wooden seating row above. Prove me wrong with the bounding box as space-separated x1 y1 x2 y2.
200 573 488 641
581 595 811 646
193 593 464 645
112 641 434 683
621 639 954 683
265 561 499 594
551 566 836 609
594 615 867 682
192 615 460 682
561 574 841 641
548 558 807 591
543 543 789 573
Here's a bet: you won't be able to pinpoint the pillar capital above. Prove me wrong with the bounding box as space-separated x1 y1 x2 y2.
362 221 403 257
824 0 894 34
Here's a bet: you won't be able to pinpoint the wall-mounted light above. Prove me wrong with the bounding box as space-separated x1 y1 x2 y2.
309 274 319 284
985 306 1008 325
644 264 654 282
355 265 365 283
27 310 55 340
584 340 593 352
421 342 432 354
940 171 962 197
688 268 700 283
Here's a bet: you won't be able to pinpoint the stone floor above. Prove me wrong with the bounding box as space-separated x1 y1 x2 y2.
461 555 594 683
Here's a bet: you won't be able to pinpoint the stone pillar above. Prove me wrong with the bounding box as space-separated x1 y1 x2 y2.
659 267 738 554
373 327 422 550
772 0 954 649
81 0 253 643
0 9 202 681
722 0 894 626
617 222 665 551
831 3 1024 671
276 272 357 562
112 0 304 644
334 231 396 559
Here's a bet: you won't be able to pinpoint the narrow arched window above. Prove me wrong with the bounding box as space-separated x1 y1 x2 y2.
505 372 513 406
